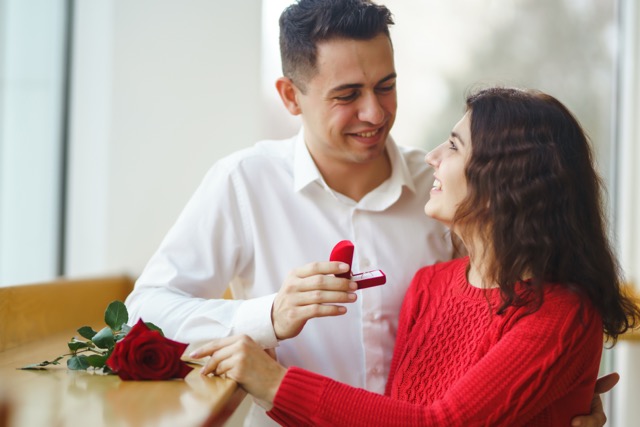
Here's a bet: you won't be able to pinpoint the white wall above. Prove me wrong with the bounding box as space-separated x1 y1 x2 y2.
66 0 274 277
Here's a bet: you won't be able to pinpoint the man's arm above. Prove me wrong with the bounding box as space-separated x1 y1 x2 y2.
125 163 270 345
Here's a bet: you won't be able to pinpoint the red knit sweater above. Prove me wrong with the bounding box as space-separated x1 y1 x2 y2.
268 257 603 426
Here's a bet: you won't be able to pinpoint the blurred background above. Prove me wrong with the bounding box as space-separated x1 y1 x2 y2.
0 0 638 425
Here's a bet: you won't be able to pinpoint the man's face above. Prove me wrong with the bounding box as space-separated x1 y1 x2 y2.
294 34 397 168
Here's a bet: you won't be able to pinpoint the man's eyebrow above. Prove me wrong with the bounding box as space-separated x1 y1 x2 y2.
328 72 397 95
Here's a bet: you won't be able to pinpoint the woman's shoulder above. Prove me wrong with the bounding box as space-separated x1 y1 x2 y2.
512 282 602 337
541 283 595 312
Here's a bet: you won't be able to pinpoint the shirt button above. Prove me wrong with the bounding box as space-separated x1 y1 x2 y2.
373 313 381 321
361 258 371 268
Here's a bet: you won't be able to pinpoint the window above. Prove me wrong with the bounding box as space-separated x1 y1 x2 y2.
0 0 70 285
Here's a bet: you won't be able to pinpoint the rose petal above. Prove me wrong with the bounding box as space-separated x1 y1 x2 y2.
106 319 193 381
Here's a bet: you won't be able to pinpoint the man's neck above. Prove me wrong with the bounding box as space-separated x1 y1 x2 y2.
316 152 392 202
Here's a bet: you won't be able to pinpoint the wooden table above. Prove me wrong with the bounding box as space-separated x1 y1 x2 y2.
0 328 245 427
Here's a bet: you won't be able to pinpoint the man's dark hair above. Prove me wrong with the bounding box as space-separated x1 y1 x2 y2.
279 0 394 91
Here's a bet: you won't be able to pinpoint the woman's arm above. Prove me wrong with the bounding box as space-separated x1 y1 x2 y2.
192 289 603 427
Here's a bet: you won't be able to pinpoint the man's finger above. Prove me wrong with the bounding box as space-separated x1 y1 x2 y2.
295 303 349 320
294 261 350 278
594 372 619 394
296 289 357 305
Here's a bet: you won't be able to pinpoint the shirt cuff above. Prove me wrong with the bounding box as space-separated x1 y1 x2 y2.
231 293 279 348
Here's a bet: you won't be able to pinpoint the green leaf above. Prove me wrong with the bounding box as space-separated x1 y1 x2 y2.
104 300 128 331
144 322 164 337
68 340 92 352
20 356 64 370
84 354 109 368
91 326 115 349
77 326 97 340
67 355 90 370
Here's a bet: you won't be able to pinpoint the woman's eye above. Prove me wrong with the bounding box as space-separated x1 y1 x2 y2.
448 140 457 150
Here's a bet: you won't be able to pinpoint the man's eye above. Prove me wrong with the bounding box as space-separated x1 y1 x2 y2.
376 83 396 93
335 92 358 102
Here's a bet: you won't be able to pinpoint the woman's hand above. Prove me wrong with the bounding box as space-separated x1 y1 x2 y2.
190 335 287 410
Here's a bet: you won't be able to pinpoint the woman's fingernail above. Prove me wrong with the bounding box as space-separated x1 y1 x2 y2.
339 263 350 271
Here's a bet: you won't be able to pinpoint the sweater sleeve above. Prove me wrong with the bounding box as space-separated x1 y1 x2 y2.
268 289 603 427
385 267 429 396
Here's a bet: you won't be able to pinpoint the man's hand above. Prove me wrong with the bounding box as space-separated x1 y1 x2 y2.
571 372 620 426
271 261 357 340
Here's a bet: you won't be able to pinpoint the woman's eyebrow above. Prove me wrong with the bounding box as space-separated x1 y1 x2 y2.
451 131 467 146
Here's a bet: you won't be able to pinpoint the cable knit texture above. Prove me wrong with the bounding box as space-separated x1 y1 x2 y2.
268 257 603 426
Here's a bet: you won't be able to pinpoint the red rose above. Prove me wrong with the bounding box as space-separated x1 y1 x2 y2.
106 319 193 380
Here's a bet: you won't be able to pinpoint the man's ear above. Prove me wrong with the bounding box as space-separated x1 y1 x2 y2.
276 77 302 116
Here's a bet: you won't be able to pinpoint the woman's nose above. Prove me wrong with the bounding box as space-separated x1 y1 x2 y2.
425 145 442 167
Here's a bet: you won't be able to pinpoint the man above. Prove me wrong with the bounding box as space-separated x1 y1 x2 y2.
125 1 611 425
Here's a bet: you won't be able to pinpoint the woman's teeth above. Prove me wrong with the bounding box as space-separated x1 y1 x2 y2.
432 179 442 190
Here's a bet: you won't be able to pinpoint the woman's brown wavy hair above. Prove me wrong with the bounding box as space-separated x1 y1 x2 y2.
454 87 639 342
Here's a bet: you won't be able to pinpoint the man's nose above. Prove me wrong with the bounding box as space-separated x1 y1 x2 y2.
357 93 385 125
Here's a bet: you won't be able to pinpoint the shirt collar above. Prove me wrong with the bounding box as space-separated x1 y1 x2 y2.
292 127 418 203
293 127 323 193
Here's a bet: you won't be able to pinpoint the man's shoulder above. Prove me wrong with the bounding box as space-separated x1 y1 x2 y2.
396 144 427 159
215 136 297 172
394 144 430 175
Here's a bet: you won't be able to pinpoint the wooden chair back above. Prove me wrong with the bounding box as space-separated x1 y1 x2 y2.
0 275 134 352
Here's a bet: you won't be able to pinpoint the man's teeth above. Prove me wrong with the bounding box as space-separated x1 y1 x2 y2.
355 130 379 138
432 179 442 190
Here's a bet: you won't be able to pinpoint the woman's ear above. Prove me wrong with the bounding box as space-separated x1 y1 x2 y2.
275 77 302 116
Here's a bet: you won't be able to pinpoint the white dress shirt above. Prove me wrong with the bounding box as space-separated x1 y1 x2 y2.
125 128 453 426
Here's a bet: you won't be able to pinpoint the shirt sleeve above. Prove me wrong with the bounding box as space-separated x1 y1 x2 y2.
268 290 603 427
125 160 279 349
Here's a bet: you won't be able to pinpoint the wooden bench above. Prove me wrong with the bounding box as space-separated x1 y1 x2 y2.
0 275 134 352
0 275 246 427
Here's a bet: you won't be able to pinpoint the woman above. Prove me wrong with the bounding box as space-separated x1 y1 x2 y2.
191 87 640 426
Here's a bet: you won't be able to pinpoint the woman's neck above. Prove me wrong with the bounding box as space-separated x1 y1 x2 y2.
463 235 497 289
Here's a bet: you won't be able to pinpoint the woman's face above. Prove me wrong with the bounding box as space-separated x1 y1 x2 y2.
424 112 472 228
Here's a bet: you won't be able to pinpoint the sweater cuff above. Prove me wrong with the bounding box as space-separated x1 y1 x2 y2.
268 367 326 423
231 293 279 349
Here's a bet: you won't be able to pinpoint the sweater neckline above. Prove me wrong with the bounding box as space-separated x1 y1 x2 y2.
453 257 502 302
